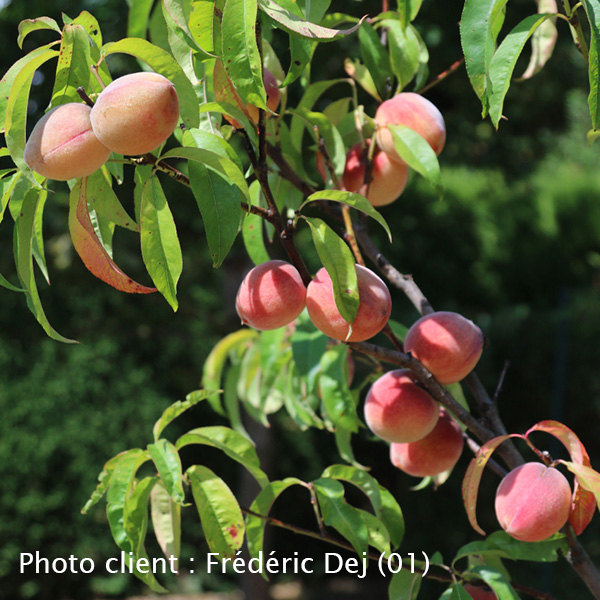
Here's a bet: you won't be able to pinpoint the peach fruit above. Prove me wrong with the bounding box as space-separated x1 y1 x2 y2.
495 462 572 542
213 60 280 129
342 142 410 207
364 369 439 443
23 103 111 181
462 583 497 600
389 408 463 477
90 72 179 155
235 260 306 331
375 92 446 164
404 311 484 385
306 264 392 342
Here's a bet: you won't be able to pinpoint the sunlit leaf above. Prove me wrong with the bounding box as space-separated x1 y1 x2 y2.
17 17 61 49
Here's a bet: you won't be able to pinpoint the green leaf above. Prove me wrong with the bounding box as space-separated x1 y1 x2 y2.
141 175 183 311
31 189 49 285
106 448 150 551
583 0 600 131
162 1 197 81
319 345 359 431
148 439 185 504
189 0 216 53
469 565 520 599
160 146 250 200
321 464 382 513
387 124 443 195
334 426 366 468
0 43 59 135
50 23 91 107
153 389 216 441
357 509 391 555
258 0 363 41
384 20 421 90
397 0 423 28
202 328 259 414
359 21 391 100
81 453 123 514
282 363 325 430
448 584 473 600
128 0 155 38
291 311 329 384
488 14 557 127
378 485 404 548
246 478 305 573
313 477 368 556
15 190 76 343
221 0 266 109
87 170 138 233
5 48 60 180
224 364 252 440
176 426 269 488
69 179 157 294
122 476 168 593
520 0 558 79
187 465 245 558
72 10 104 49
344 58 381 100
17 17 61 49
299 189 392 242
460 0 509 110
151 480 182 563
304 216 359 327
242 181 270 265
388 569 422 600
103 37 200 129
487 530 568 562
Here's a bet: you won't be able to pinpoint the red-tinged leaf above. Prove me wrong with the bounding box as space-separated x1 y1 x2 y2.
560 461 600 517
569 484 597 535
68 178 156 294
526 420 591 465
462 434 524 536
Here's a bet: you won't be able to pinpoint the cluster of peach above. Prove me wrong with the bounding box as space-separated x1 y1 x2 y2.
337 93 446 207
24 72 180 181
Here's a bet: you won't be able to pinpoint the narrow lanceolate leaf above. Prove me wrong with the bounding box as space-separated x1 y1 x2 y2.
221 0 266 109
389 570 421 600
5 48 60 179
378 485 404 548
0 43 59 135
469 565 520 599
176 426 269 488
322 465 383 513
50 23 91 107
258 0 364 41
560 461 600 512
359 21 391 100
488 14 557 127
123 476 168 593
397 0 423 29
583 0 600 132
461 433 523 536
17 17 61 48
202 328 259 415
291 312 328 385
148 439 185 504
460 0 508 110
520 0 558 79
357 509 391 555
304 216 359 326
246 478 305 574
319 346 360 432
153 390 216 441
106 448 150 551
384 20 421 91
15 190 76 343
68 180 157 294
187 465 245 558
87 170 138 232
128 0 156 38
242 182 270 265
313 477 368 556
151 480 182 563
189 162 243 268
103 37 199 129
140 175 183 311
299 190 392 242
188 0 215 53
81 452 124 514
388 124 443 194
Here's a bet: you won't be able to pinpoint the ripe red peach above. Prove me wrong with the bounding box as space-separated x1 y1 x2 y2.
375 92 446 164
495 462 572 542
235 260 306 331
462 583 497 600
342 142 410 207
23 103 111 181
389 408 463 477
90 72 179 155
213 60 280 129
364 369 439 443
404 311 484 385
306 265 392 342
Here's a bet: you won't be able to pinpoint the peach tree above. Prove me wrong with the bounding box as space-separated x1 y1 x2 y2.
3 0 600 598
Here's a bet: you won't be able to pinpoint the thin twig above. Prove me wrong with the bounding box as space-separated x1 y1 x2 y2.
417 58 465 95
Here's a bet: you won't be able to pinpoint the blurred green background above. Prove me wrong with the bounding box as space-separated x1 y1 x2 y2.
1 0 600 598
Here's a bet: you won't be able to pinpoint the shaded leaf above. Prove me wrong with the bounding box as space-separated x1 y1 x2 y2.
151 480 182 563
520 0 558 79
148 439 185 504
388 569 421 600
